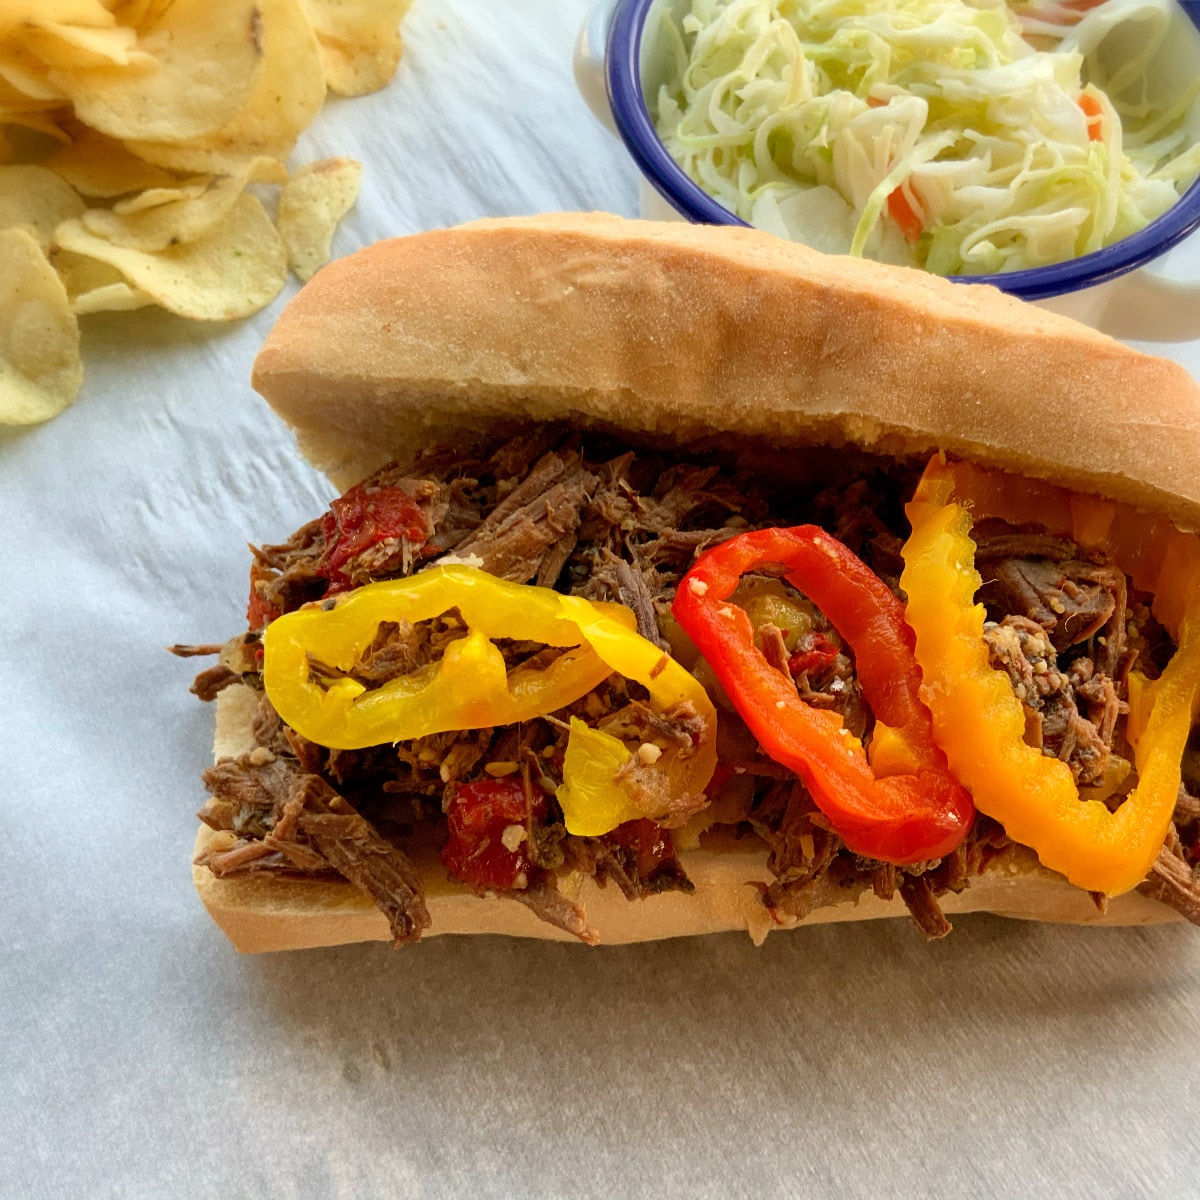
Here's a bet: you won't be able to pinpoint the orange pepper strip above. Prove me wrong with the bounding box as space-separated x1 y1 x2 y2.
926 458 1200 636
901 458 1200 895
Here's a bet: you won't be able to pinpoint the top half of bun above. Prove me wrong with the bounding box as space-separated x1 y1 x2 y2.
251 212 1200 531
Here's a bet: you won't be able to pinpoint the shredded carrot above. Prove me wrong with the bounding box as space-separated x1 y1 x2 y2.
887 185 923 242
1028 0 1106 25
1079 93 1104 141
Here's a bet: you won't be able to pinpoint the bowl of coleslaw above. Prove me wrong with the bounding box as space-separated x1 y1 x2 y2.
575 0 1200 339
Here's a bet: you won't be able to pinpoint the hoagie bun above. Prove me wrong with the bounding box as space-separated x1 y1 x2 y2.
253 212 1200 527
189 214 1200 952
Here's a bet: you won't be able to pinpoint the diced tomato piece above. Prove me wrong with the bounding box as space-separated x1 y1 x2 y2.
441 778 546 891
319 483 432 592
247 563 280 632
603 818 680 881
787 632 842 679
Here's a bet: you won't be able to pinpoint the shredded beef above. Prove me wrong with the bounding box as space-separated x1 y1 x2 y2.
198 748 430 945
200 755 296 839
1137 848 1200 924
1136 788 1200 927
590 550 667 649
982 616 1113 785
169 643 225 657
564 827 695 900
186 431 1191 942
898 875 953 939
507 874 599 945
189 663 241 701
293 776 431 947
251 518 327 616
979 556 1124 654
750 772 1011 938
451 450 594 583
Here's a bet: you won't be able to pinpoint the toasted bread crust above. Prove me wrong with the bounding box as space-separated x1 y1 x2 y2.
252 213 1200 530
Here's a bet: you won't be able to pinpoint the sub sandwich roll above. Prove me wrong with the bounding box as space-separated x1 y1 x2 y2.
179 213 1200 953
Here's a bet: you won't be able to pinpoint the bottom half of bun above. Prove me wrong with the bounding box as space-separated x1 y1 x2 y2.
193 689 1179 954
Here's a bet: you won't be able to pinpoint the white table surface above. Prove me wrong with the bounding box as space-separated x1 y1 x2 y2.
5 3 1200 1197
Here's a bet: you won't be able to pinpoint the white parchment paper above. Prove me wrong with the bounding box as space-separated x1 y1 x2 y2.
4 3 1200 1196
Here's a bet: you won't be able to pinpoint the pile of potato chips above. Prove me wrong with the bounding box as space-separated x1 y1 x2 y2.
1 0 412 425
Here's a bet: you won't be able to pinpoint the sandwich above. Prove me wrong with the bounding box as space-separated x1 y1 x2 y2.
175 212 1200 953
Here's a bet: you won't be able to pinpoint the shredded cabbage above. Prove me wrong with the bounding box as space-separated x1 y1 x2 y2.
654 0 1200 273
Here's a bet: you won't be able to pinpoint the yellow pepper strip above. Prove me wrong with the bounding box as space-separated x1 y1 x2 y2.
901 458 1200 895
263 565 636 750
263 564 718 838
554 594 719 836
557 719 638 836
922 458 1200 637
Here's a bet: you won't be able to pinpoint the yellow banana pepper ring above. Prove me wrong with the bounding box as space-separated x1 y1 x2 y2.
263 565 638 749
901 457 1200 896
553 594 718 836
263 565 718 838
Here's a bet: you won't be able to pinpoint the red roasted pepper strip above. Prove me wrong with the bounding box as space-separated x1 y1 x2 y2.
672 526 974 864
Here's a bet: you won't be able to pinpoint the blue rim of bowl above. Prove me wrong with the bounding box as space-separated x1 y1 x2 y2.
605 0 1200 301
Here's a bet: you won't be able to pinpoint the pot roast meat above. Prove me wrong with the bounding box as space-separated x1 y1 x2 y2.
1138 844 1200 925
189 663 241 702
1138 788 1200 924
982 615 1113 786
975 526 1127 661
187 431 1200 941
507 875 600 945
450 450 596 584
198 748 431 945
898 875 954 939
201 755 297 839
589 550 667 650
251 518 327 617
293 775 432 947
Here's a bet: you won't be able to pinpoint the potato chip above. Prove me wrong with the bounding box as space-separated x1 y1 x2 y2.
0 227 82 425
0 165 85 249
0 79 66 117
108 0 177 32
52 246 128 296
0 0 409 422
0 2 115 39
111 179 209 214
301 0 413 97
0 44 71 104
42 124 175 196
0 116 72 170
21 22 140 71
54 192 287 321
72 280 153 314
80 155 286 252
124 0 325 174
53 247 154 313
47 0 264 142
277 157 362 282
